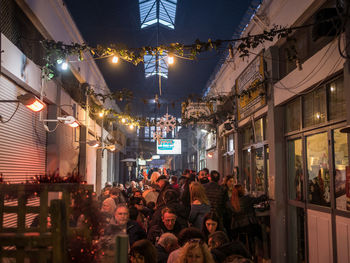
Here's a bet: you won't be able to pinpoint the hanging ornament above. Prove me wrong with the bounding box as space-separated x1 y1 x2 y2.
153 130 163 143
158 113 176 133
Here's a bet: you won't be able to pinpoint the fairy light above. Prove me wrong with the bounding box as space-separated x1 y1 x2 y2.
121 118 126 123
167 56 174 65
112 56 119 64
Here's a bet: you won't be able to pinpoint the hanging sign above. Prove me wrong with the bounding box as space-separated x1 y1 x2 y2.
181 101 213 125
236 52 266 120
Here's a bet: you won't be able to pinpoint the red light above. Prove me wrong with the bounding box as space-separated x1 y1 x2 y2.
17 94 46 112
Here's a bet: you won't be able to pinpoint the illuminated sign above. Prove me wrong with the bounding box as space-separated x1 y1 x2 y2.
157 139 181 155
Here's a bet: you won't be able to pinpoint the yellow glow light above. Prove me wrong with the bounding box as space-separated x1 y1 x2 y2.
168 56 174 65
129 124 134 130
112 56 119 64
99 111 104 117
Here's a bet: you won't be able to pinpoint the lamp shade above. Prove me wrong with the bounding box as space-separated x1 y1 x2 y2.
17 94 46 112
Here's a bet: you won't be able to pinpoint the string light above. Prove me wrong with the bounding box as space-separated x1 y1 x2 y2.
61 61 68 70
121 118 126 123
99 111 104 117
129 124 134 130
167 56 174 65
112 56 119 64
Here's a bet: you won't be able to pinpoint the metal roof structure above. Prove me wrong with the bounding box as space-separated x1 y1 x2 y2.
139 0 177 29
144 53 169 79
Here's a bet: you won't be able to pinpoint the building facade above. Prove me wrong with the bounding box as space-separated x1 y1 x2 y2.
204 0 350 262
0 0 126 193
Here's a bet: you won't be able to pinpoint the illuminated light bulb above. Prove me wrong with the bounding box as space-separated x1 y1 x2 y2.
168 56 174 65
330 85 335 92
129 124 134 130
69 121 80 128
99 111 104 117
112 56 119 64
121 118 126 123
316 113 320 119
17 94 46 112
61 62 68 70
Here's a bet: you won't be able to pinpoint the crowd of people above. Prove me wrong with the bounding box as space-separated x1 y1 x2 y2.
96 168 268 263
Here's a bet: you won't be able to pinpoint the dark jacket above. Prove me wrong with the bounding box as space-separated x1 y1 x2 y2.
211 240 251 263
204 182 228 216
104 220 146 246
147 221 182 244
156 182 174 208
156 244 169 263
189 203 211 229
232 195 267 229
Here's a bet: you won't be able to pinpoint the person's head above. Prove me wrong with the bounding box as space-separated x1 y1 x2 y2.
178 227 205 246
224 175 235 189
163 189 179 204
208 231 229 250
235 184 245 197
202 212 221 236
109 187 120 198
103 187 111 197
101 197 117 216
161 207 177 230
209 171 220 183
133 190 143 199
198 169 209 184
114 204 129 226
157 232 179 253
156 175 168 188
190 182 209 205
182 169 191 178
170 176 178 185
130 239 157 263
129 205 139 221
150 171 161 185
179 239 215 263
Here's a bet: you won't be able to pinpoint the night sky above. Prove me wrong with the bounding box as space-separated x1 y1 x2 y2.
64 0 253 118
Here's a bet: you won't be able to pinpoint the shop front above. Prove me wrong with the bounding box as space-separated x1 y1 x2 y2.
285 74 350 262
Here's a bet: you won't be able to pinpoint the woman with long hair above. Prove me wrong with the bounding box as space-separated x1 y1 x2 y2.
176 239 215 263
188 182 211 229
201 212 223 242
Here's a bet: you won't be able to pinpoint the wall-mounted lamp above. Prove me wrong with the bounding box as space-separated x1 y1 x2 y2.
57 116 80 128
0 93 46 112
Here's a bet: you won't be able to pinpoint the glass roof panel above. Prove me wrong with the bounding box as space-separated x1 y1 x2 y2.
139 0 177 29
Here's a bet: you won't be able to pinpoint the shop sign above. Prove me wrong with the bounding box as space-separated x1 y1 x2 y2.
182 101 213 125
236 53 266 120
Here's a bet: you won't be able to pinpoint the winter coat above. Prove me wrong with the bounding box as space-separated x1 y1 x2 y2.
203 182 228 216
211 240 251 263
188 203 211 229
147 221 182 244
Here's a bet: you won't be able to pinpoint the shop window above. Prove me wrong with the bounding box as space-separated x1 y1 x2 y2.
255 147 265 192
328 78 346 120
306 132 330 206
287 206 305 263
254 118 264 142
243 125 253 146
243 150 251 192
334 128 349 211
303 88 326 128
286 98 301 132
287 139 304 201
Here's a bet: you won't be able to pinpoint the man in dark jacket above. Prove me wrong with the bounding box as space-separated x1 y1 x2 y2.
147 207 182 244
204 170 229 219
155 175 173 208
155 233 179 263
102 204 146 246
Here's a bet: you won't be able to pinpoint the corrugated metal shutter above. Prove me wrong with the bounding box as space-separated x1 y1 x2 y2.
0 74 46 227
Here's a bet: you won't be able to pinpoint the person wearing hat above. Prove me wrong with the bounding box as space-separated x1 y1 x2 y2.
155 175 173 208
